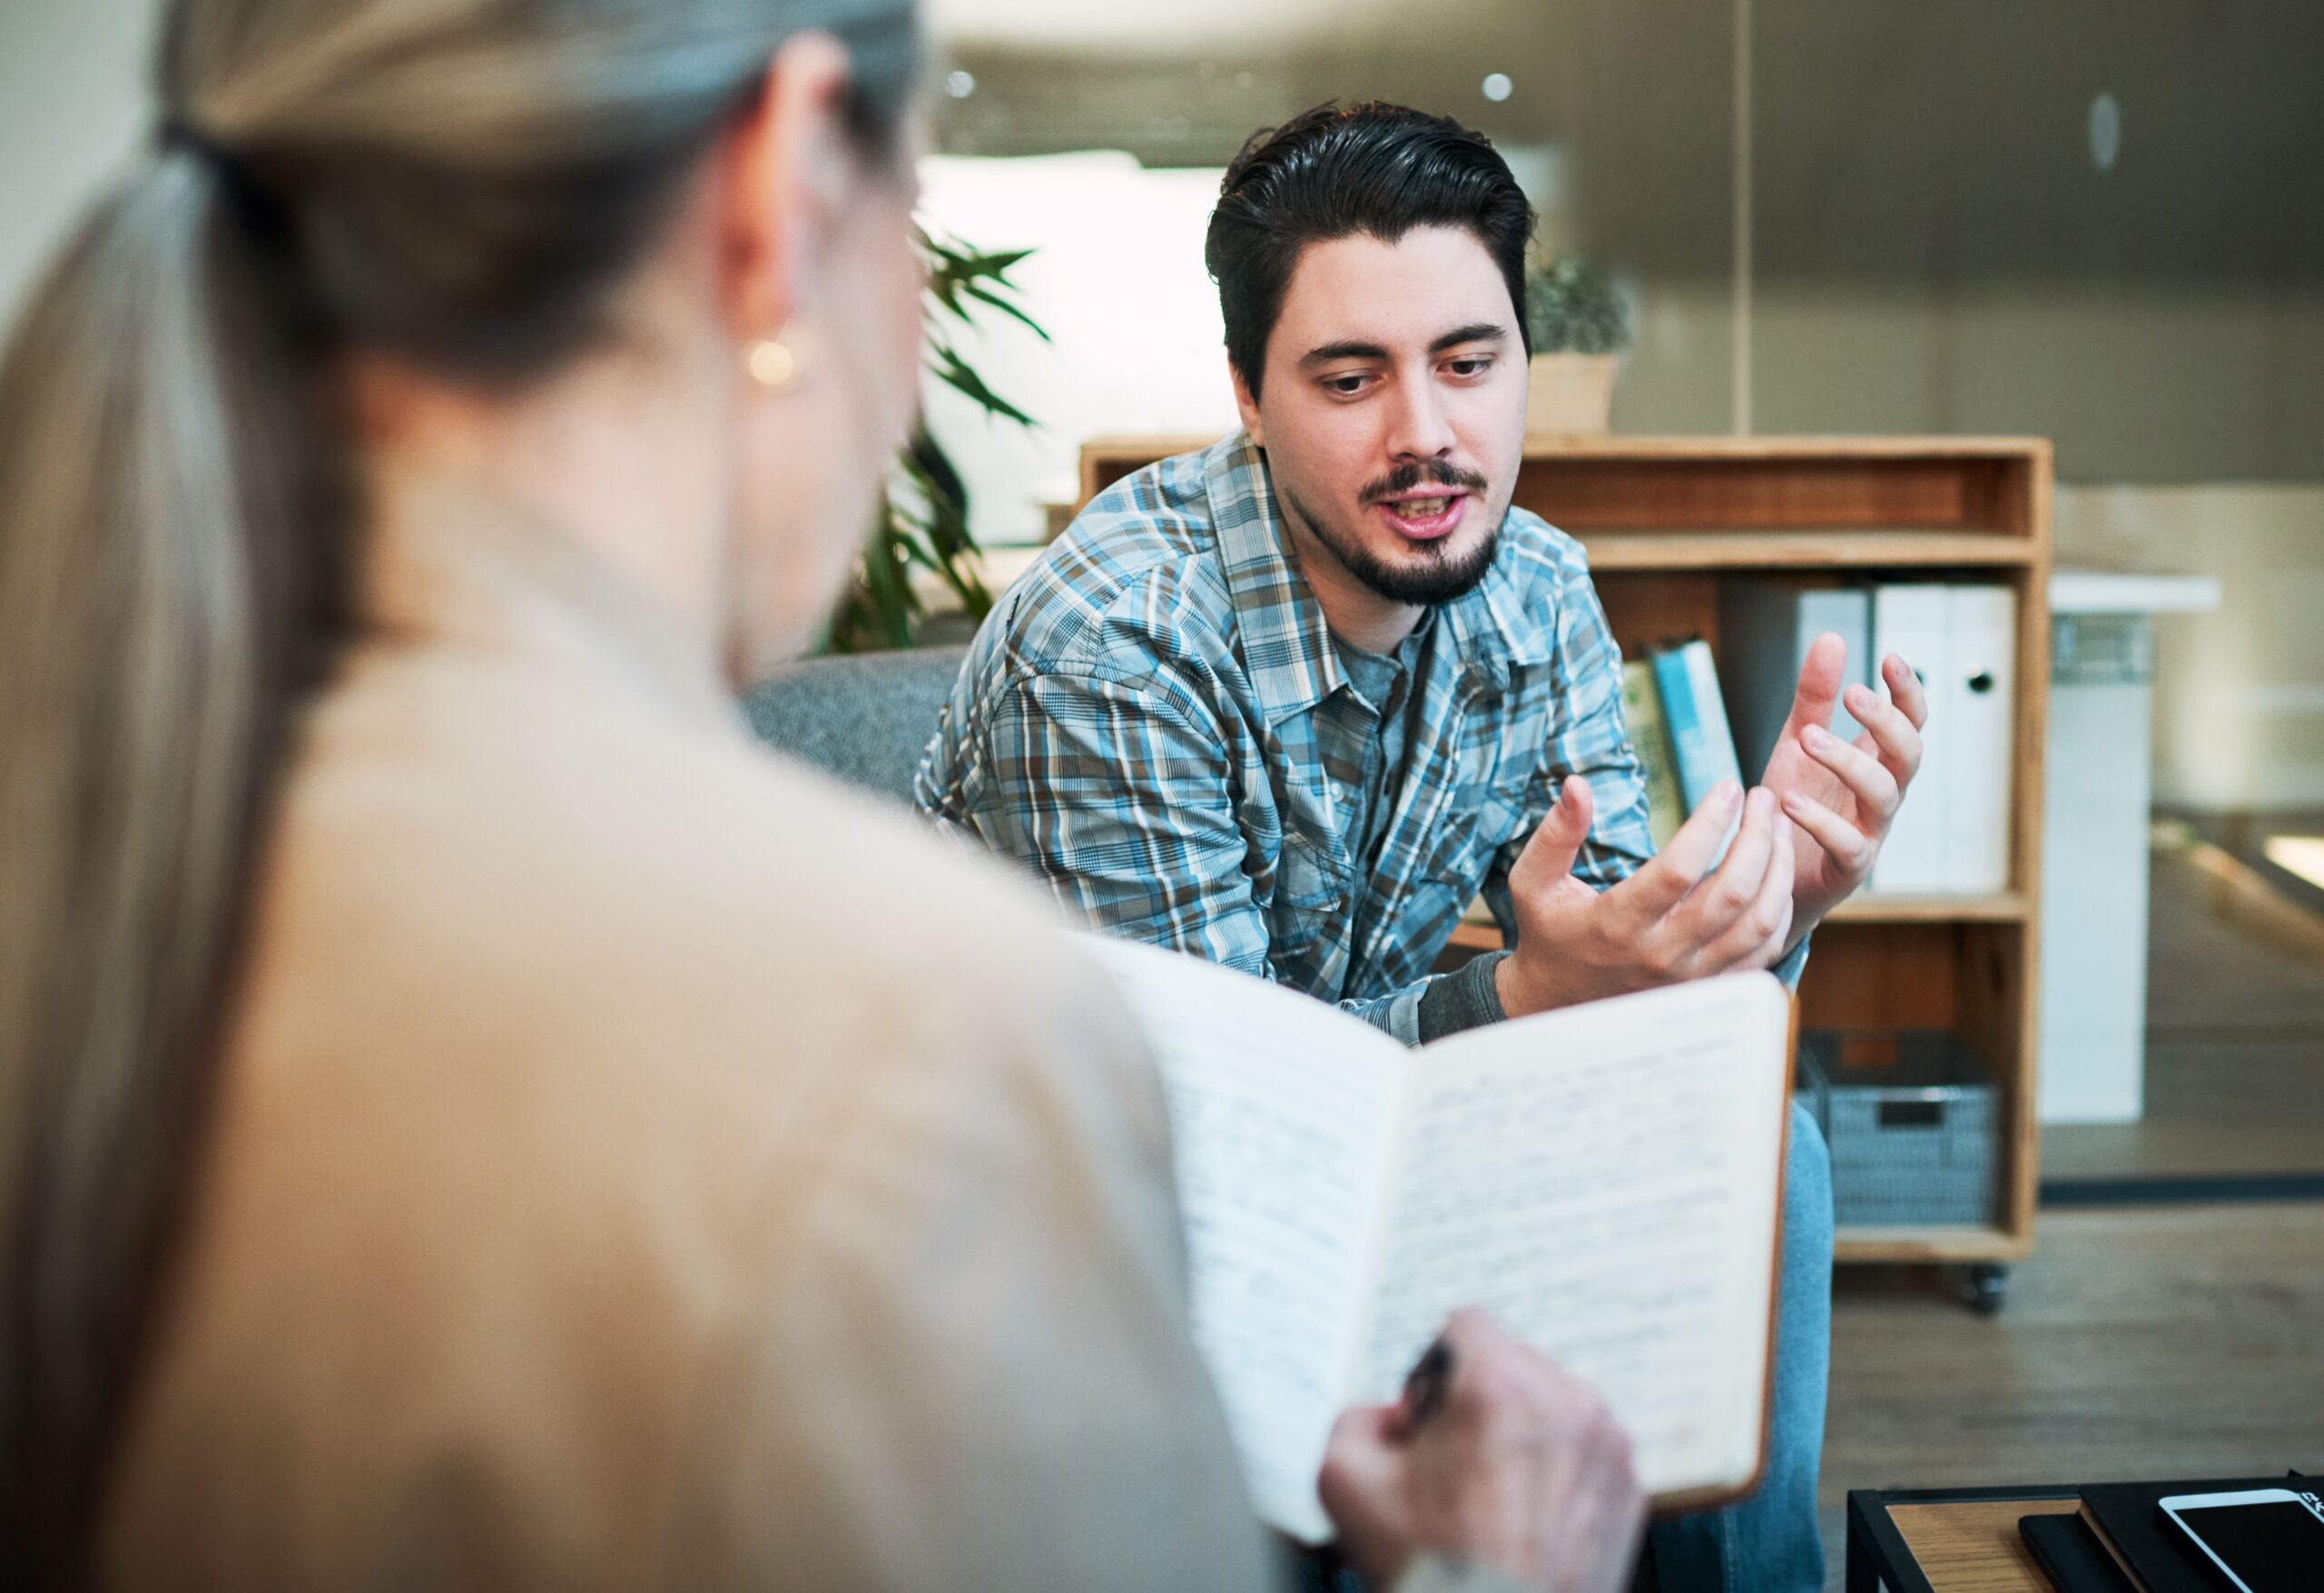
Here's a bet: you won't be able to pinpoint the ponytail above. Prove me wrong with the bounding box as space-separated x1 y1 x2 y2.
0 145 350 1580
0 0 920 1578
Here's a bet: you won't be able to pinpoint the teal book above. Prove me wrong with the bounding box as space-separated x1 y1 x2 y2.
1651 639 1742 815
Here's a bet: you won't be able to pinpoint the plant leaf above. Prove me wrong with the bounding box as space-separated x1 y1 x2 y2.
959 280 1050 340
931 347 1038 428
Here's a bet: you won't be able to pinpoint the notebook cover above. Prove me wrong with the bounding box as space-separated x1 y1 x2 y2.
2079 1475 2312 1593
2020 1513 2137 1593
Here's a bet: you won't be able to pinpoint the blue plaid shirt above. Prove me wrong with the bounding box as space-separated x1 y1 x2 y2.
917 432 1798 1043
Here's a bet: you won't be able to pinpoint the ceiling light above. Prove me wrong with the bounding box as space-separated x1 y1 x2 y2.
1482 73 1513 103
946 70 977 99
2089 92 2121 172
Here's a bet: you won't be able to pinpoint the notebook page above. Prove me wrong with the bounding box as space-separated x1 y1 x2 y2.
1088 936 1410 1541
1354 974 1789 1502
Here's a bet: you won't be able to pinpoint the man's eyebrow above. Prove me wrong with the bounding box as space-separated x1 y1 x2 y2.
1299 339 1391 368
1429 322 1510 353
1298 326 1511 368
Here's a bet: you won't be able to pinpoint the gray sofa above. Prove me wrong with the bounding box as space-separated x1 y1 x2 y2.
741 644 969 805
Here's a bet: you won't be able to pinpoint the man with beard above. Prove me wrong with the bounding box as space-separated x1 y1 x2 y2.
916 102 1927 1593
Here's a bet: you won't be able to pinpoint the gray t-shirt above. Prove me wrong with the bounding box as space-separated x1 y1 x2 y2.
1333 614 1435 875
1334 612 1510 1042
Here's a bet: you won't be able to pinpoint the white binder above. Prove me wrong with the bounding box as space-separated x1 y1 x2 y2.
1867 585 1951 894
1942 586 2017 894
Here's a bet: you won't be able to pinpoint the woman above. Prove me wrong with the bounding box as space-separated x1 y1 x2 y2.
0 2 1642 1588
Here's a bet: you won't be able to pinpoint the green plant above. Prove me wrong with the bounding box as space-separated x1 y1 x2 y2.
1523 256 1630 357
827 230 1048 652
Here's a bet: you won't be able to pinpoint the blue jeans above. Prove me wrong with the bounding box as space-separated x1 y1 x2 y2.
1648 1098 1834 1593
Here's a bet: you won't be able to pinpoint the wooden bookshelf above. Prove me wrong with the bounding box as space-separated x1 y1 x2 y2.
1078 434 2053 1275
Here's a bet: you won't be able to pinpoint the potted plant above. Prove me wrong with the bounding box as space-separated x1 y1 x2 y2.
828 229 1046 653
1522 255 1630 436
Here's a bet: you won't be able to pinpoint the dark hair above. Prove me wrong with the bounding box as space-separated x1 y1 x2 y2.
1204 101 1535 398
0 0 915 1580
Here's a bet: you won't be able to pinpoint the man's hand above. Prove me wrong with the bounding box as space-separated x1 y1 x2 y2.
1759 634 1929 940
1494 771 1796 1018
1318 1309 1646 1593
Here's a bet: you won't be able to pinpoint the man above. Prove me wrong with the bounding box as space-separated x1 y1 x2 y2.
918 103 1925 1593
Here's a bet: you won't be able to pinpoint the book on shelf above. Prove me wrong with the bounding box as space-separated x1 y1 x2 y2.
1718 580 1870 782
1650 638 1743 816
1620 658 1688 850
1089 934 1793 1544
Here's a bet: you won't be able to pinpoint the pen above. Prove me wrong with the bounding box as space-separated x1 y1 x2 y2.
1403 1335 1454 1431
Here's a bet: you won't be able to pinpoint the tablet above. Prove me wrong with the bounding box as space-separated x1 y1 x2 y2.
2157 1489 2324 1593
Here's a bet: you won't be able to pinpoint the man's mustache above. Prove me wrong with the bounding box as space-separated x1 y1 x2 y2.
1359 460 1492 506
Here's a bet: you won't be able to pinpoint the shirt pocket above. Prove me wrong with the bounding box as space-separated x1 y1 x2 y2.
1268 829 1350 957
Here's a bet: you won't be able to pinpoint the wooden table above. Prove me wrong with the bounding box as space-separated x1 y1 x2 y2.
1846 1485 2083 1591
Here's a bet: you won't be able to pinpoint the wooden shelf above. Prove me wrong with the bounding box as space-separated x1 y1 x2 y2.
1827 893 2031 924
1083 435 2052 1274
1452 895 2027 945
1576 529 2036 572
1835 1224 2035 1264
1077 433 2053 471
1446 919 1505 953
1514 435 2053 462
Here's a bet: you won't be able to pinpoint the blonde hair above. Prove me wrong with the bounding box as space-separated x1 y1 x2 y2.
0 0 914 1577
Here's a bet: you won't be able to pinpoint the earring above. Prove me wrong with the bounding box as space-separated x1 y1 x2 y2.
746 338 798 389
746 326 815 390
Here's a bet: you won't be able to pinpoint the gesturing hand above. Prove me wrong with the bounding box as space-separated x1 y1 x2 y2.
1493 771 1795 1018
1319 1309 1646 1593
1759 633 1929 935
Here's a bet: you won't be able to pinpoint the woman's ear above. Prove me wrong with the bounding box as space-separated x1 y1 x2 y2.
721 31 857 344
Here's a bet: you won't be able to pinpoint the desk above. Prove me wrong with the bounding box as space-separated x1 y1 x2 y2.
1846 1485 2082 1592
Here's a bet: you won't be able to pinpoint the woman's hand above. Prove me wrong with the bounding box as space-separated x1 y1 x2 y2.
1317 1309 1647 1593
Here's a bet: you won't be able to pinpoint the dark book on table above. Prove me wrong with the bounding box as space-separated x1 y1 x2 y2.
2019 1511 2135 1593
2072 1473 2317 1593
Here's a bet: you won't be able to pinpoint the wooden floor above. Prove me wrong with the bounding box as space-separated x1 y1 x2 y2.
1820 833 2324 1588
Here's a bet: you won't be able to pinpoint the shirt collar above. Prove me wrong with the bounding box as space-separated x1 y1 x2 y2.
1202 432 1347 727
1200 429 1554 724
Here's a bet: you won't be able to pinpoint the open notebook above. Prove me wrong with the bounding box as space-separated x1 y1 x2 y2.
1089 937 1793 1544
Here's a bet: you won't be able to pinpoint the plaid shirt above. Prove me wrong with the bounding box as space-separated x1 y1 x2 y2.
917 432 1795 1044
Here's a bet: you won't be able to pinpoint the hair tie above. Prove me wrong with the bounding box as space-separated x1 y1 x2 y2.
160 116 219 160
156 117 291 242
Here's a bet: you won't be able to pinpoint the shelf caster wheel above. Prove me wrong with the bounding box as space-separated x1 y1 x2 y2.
1961 1264 2008 1316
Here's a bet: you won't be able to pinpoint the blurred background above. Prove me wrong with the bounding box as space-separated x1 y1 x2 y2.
7 0 2320 811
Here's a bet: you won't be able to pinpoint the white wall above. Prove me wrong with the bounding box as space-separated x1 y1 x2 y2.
916 152 1241 545
2055 485 2324 813
0 0 155 323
